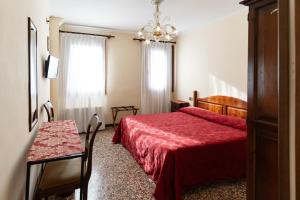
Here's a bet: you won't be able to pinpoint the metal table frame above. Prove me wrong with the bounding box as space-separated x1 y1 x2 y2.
25 153 85 200
25 120 85 200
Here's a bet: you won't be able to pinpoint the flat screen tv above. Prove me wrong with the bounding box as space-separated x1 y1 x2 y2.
45 55 59 79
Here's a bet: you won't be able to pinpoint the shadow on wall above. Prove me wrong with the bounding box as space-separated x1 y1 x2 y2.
5 128 40 200
6 105 47 199
209 74 247 100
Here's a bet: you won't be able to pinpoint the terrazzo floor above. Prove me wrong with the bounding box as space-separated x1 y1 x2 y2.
50 128 246 200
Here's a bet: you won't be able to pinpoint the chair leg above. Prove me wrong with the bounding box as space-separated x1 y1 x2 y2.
35 192 46 200
34 191 40 200
83 184 88 200
80 187 82 200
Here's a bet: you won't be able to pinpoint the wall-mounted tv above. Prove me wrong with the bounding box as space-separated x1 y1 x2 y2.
45 55 59 79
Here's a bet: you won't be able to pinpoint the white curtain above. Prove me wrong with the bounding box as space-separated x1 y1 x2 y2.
141 42 172 114
58 33 106 132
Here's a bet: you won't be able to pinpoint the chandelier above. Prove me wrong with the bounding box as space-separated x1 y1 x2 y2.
137 0 178 43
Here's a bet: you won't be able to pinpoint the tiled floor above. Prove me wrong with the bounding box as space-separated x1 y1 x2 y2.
50 128 246 200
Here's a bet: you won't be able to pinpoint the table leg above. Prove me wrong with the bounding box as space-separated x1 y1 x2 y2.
25 163 31 200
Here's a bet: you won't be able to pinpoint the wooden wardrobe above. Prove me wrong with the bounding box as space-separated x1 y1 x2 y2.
240 0 290 199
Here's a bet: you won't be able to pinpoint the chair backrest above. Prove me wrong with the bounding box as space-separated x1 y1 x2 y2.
84 113 102 182
43 100 54 122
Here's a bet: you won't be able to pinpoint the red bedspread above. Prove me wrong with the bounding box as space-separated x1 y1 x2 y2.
112 107 246 200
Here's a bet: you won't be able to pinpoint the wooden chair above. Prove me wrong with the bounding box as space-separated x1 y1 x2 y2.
35 114 102 200
43 100 54 122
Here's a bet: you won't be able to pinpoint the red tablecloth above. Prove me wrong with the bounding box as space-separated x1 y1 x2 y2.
27 120 84 162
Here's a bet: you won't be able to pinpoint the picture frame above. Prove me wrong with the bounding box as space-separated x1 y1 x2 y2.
28 17 38 131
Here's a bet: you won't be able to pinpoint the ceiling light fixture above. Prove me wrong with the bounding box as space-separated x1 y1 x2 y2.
137 0 178 43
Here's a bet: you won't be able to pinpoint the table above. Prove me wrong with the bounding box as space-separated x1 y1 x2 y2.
111 106 139 128
171 100 190 112
25 120 85 200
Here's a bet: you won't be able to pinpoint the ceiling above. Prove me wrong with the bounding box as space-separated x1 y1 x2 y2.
49 0 246 32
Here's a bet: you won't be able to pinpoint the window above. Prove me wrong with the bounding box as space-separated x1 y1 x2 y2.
141 42 173 114
59 33 106 110
66 42 105 108
149 48 168 91
58 33 106 131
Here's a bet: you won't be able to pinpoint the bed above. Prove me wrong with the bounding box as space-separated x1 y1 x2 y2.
112 91 247 200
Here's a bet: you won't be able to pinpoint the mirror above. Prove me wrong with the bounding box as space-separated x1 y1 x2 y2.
28 17 38 131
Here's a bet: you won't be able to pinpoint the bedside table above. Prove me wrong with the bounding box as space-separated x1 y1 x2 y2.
171 100 190 112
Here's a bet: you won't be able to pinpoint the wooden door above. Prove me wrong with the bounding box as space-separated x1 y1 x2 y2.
296 0 300 199
241 0 279 199
253 3 279 200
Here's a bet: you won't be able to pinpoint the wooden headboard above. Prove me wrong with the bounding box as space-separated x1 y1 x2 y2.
193 91 247 119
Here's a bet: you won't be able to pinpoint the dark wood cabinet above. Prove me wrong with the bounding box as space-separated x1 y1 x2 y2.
241 0 281 199
171 100 189 112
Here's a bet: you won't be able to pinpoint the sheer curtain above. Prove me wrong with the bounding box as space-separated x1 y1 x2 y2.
141 42 172 114
58 33 106 132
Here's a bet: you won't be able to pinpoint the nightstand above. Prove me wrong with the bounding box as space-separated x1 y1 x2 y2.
171 100 190 112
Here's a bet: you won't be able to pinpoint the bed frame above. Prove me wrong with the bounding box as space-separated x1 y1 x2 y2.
193 91 247 119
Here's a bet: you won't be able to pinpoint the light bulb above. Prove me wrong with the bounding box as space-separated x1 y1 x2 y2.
138 31 143 36
145 39 151 44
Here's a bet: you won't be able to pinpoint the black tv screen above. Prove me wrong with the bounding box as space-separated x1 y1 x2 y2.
45 55 59 79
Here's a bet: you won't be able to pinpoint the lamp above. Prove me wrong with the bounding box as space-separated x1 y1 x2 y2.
137 0 178 43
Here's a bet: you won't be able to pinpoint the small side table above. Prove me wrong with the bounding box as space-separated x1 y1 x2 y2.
171 100 190 112
111 106 139 128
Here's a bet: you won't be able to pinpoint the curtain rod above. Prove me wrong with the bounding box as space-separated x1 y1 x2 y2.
59 30 115 39
133 38 176 44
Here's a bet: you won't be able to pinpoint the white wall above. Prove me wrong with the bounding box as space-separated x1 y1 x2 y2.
104 31 141 123
0 0 50 199
52 24 142 124
175 10 248 103
49 16 64 117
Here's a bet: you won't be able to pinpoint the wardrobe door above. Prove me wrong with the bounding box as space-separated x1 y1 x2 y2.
242 0 279 199
254 4 278 200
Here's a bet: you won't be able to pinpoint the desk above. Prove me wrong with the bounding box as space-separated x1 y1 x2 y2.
111 106 139 128
25 120 85 200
